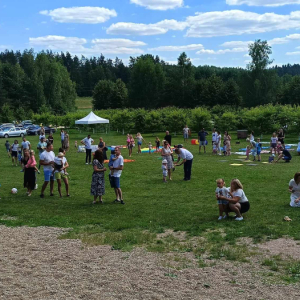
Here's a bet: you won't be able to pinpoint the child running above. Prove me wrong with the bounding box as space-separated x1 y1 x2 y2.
215 179 229 220
162 159 168 183
270 132 278 155
155 137 160 152
5 140 10 157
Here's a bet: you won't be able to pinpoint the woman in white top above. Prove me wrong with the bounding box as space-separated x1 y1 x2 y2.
218 178 250 221
135 132 146 154
288 173 300 207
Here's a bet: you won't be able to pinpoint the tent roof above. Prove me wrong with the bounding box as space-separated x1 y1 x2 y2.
75 111 109 124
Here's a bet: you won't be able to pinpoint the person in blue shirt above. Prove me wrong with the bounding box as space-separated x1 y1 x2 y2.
255 138 262 162
198 128 208 154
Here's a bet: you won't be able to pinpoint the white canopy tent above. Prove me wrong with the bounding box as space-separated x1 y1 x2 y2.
75 111 109 125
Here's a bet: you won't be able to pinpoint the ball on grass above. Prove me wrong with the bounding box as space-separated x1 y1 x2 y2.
11 188 18 194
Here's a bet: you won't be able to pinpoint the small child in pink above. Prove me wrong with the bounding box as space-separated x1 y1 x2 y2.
245 145 251 161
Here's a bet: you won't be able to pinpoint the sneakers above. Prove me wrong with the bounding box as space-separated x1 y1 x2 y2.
113 199 121 203
223 215 227 219
120 200 125 205
218 216 223 220
20 169 24 172
34 184 38 190
235 217 244 221
85 163 88 165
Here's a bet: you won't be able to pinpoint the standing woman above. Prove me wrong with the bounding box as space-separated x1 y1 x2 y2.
98 137 107 160
24 150 37 196
128 134 135 157
63 131 70 151
135 132 146 154
224 131 232 156
22 149 30 193
10 140 19 166
161 141 173 181
278 128 285 145
91 149 107 204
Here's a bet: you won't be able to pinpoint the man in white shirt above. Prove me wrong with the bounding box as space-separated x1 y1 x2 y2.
40 142 55 198
81 135 94 165
174 148 194 181
21 137 31 153
109 147 125 204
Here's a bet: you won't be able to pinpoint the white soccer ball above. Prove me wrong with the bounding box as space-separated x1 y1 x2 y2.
11 188 18 194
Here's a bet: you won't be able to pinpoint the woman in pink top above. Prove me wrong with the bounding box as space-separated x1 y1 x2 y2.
24 150 38 196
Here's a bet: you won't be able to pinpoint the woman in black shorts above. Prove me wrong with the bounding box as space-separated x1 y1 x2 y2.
10 140 19 166
218 178 250 221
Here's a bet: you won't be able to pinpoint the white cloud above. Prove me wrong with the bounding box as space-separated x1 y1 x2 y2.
165 60 178 64
269 33 300 45
149 44 204 51
226 0 300 7
107 19 187 35
29 35 145 55
197 47 247 55
185 10 300 37
40 7 117 24
286 51 300 55
220 40 252 48
130 0 184 10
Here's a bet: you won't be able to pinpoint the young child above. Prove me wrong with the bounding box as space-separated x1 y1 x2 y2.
18 150 22 165
162 159 168 182
277 141 283 154
251 140 257 161
256 138 262 162
108 149 118 176
75 141 78 148
52 152 66 177
212 142 217 155
5 140 10 157
155 137 160 152
270 132 278 155
245 145 251 161
215 178 229 220
149 142 152 154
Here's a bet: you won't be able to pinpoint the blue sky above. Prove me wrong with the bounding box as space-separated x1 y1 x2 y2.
1 0 300 67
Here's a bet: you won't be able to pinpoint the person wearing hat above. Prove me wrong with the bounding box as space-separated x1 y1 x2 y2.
162 159 168 182
53 151 70 197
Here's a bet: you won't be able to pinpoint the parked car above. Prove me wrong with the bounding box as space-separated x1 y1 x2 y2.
0 123 15 130
0 127 27 138
27 125 56 135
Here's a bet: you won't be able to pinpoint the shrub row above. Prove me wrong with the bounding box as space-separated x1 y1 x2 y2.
31 104 300 134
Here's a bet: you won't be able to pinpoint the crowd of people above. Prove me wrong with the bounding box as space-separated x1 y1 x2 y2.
5 125 300 219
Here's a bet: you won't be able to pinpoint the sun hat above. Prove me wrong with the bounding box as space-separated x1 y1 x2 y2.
57 152 64 157
162 159 167 164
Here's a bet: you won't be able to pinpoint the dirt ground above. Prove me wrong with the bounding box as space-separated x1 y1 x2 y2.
1 226 300 300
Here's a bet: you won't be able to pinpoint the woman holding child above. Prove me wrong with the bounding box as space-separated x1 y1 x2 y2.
54 149 70 198
217 179 250 221
161 140 173 181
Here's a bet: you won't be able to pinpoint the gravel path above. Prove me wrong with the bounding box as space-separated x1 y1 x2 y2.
1 226 300 300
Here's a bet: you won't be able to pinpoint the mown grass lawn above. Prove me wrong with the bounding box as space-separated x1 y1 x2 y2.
75 97 93 111
1 130 300 252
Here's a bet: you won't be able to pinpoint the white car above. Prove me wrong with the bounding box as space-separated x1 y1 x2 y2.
0 127 27 138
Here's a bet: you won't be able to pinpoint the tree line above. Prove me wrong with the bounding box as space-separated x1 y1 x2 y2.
0 40 300 120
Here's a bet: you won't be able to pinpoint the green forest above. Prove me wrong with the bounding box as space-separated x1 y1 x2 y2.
0 40 300 121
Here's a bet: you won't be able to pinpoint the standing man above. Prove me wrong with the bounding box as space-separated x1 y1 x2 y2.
183 125 190 142
81 135 94 165
109 146 125 204
174 148 194 181
212 128 217 146
40 142 55 198
198 128 208 154
21 137 31 153
164 131 172 146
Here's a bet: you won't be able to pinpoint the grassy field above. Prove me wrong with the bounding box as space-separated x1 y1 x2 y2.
75 97 93 112
1 130 300 255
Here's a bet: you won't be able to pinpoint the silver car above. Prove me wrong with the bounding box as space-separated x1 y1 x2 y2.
0 127 27 138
